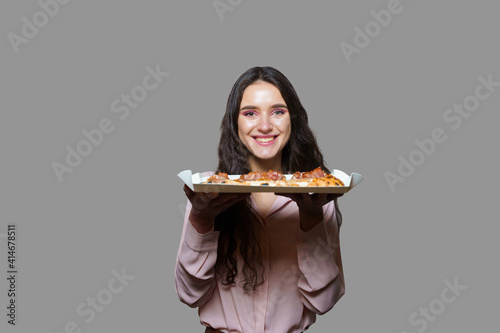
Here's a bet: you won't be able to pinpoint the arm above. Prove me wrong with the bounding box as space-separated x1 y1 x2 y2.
295 199 345 314
174 200 220 308
174 186 250 307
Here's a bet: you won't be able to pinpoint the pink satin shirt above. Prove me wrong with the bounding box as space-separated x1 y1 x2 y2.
175 192 345 333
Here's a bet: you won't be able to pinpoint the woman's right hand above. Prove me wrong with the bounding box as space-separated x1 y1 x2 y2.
183 185 250 234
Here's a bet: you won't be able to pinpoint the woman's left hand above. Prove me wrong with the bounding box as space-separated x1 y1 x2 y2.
277 193 343 231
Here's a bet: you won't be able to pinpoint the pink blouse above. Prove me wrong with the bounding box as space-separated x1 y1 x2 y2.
175 193 345 333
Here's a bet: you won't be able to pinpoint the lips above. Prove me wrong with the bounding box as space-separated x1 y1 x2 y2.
253 135 277 144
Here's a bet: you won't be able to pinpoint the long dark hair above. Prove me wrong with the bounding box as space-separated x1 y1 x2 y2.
214 66 340 291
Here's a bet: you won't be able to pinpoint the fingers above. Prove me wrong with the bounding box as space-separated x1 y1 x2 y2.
184 188 218 211
205 192 220 200
212 193 248 208
312 193 327 203
213 193 250 212
184 185 250 214
183 184 194 200
300 193 313 204
326 193 344 202
194 192 247 217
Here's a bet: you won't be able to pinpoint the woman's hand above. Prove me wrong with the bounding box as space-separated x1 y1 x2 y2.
183 185 250 234
278 193 343 231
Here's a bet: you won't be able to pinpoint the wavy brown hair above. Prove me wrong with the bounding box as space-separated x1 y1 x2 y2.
214 66 341 291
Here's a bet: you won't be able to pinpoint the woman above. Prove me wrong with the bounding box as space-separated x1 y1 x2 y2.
175 66 345 333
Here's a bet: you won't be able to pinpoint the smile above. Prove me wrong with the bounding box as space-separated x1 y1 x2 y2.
253 136 277 144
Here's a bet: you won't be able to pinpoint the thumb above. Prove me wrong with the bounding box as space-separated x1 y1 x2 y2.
205 192 219 200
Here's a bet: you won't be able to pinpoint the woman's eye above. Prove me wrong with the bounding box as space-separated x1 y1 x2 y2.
243 111 256 117
273 109 286 115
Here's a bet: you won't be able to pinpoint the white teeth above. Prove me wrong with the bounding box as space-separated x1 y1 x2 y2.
255 137 275 143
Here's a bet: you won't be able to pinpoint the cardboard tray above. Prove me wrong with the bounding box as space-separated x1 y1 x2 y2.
178 169 363 193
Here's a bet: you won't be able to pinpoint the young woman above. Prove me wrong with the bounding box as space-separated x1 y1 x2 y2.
175 67 345 333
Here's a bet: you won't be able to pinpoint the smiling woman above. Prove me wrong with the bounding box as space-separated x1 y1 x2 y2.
175 66 346 333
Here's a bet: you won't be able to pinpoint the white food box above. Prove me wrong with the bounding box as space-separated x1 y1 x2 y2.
178 169 363 194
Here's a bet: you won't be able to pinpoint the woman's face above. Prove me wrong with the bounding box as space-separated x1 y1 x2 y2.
237 81 291 170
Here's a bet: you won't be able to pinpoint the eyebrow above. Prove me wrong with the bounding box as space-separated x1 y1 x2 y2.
239 104 288 111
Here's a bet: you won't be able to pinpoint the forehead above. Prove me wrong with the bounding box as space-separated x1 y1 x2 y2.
240 82 286 106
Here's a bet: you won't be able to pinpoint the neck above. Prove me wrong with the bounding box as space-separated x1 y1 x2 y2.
249 155 283 173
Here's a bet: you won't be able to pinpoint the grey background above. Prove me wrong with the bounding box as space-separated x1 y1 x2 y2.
1 0 499 332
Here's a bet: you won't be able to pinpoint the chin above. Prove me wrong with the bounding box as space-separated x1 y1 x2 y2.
253 152 282 163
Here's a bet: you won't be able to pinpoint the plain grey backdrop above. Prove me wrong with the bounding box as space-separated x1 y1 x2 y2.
1 0 499 332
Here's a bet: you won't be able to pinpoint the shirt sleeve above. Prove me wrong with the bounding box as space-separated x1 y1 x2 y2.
174 200 220 308
295 200 345 314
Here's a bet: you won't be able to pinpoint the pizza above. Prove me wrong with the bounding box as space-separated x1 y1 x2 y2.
203 167 344 187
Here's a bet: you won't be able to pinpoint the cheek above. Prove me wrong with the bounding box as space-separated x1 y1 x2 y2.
237 118 245 136
238 115 256 134
237 118 250 143
275 117 291 135
280 118 292 145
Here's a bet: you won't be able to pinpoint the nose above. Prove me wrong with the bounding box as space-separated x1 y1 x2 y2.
257 114 273 132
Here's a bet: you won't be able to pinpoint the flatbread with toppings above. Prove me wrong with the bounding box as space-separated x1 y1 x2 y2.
204 167 344 187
